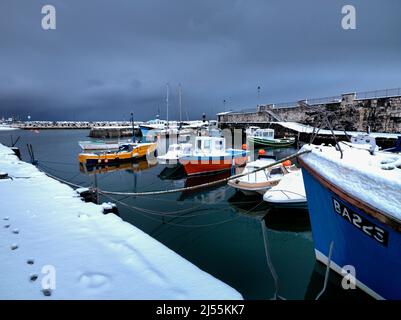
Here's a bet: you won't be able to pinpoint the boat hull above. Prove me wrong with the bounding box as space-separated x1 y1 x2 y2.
180 152 248 176
301 164 401 300
248 136 295 147
227 180 279 196
79 143 156 166
263 199 308 210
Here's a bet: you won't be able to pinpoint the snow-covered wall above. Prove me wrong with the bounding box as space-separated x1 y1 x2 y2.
0 144 242 300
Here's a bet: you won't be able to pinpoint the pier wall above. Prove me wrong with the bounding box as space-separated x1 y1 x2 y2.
219 90 401 133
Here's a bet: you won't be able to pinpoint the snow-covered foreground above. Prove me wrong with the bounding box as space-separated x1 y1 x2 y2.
0 144 242 300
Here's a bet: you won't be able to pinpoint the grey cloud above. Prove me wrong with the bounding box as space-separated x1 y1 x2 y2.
0 0 400 120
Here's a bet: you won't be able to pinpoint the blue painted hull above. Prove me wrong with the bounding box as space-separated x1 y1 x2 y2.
139 126 150 137
302 168 401 300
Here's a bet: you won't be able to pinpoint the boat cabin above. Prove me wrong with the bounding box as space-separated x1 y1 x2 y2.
253 128 275 140
147 119 167 126
167 143 192 156
194 136 226 155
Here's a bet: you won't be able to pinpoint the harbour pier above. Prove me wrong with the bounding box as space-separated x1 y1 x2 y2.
218 88 401 148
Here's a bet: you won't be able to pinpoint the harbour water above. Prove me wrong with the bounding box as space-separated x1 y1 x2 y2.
0 129 371 300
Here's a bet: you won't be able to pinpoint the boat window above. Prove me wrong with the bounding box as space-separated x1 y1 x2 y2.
216 140 223 150
197 140 202 150
204 140 211 149
270 167 283 176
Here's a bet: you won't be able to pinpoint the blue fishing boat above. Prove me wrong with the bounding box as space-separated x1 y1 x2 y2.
299 141 401 300
139 119 167 138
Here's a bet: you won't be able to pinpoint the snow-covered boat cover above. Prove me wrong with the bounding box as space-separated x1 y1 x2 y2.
0 144 242 299
300 143 401 220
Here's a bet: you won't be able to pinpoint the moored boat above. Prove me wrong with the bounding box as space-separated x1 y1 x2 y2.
157 143 192 167
78 140 131 151
78 142 156 166
263 170 307 209
247 128 295 147
227 157 298 196
139 119 167 138
179 136 248 175
299 140 401 299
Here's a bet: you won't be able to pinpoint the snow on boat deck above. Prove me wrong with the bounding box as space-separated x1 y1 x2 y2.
0 144 242 299
300 143 401 219
273 122 400 139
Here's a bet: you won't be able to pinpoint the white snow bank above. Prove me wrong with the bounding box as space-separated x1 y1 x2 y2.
300 143 401 219
0 144 242 300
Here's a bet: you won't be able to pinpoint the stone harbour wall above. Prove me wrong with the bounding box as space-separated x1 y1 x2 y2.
218 92 401 133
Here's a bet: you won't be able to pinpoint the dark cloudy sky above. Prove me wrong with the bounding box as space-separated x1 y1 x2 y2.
1 0 401 121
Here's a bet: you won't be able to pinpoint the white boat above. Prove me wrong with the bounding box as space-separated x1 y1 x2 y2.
78 140 132 151
157 143 192 167
263 170 307 209
228 157 298 196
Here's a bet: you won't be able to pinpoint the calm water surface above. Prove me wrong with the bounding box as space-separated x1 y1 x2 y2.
0 129 370 300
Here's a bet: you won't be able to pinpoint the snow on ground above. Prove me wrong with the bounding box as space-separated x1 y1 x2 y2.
300 143 401 219
274 122 400 139
0 144 242 299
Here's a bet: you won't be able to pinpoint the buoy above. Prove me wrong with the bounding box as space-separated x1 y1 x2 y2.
282 160 292 167
242 144 247 150
258 149 266 156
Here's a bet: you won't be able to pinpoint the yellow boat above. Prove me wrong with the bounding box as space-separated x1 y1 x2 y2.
78 143 157 166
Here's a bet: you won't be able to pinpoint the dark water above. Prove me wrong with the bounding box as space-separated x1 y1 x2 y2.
0 129 370 300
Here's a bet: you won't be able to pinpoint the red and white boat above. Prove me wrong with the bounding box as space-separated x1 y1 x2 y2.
179 136 249 176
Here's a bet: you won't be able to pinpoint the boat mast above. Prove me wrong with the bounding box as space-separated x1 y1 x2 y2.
130 112 135 143
179 84 182 126
166 83 169 128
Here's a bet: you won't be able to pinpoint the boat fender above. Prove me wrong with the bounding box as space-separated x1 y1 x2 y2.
258 149 266 156
282 160 292 167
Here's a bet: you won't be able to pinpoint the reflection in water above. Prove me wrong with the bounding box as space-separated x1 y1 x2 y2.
227 191 269 217
178 170 231 203
264 208 311 232
158 165 186 180
80 159 157 175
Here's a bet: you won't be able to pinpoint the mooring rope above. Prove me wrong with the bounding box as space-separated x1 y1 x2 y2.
98 150 311 196
36 149 310 197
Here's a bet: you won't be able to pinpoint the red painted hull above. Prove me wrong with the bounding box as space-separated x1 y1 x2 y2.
182 156 247 176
